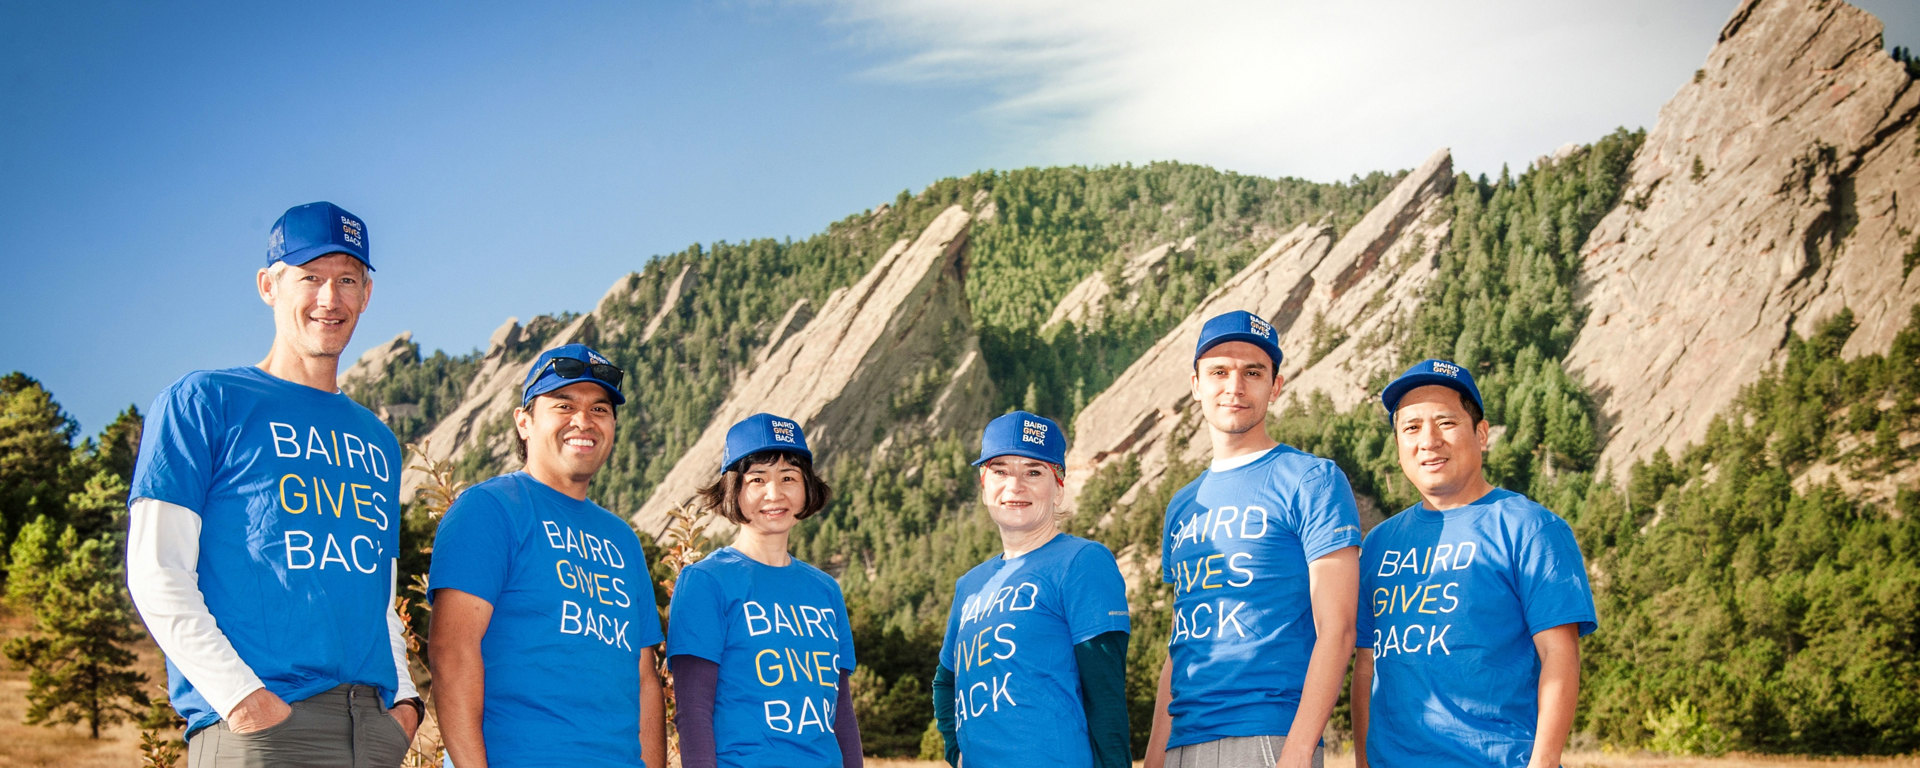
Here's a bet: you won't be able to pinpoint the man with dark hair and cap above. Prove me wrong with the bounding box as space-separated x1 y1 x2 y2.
1351 360 1597 768
1144 310 1363 768
428 344 667 768
127 201 421 767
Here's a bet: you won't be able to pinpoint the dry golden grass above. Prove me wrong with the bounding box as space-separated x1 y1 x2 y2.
1560 754 1920 768
0 608 174 768
866 751 1920 768
2 608 1913 768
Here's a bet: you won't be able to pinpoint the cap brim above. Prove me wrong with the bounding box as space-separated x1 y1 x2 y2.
972 448 1062 467
278 244 374 271
1382 374 1479 415
723 447 813 474
1196 332 1283 366
524 376 625 406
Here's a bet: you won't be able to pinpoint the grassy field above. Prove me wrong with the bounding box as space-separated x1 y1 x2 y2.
1 610 1913 768
865 756 1920 768
0 608 172 768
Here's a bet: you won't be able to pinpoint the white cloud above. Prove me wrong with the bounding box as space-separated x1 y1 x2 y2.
815 0 1737 180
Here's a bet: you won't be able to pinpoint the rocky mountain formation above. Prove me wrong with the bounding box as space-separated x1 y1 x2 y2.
1061 148 1455 527
1042 237 1190 331
628 205 993 535
1566 0 1920 477
345 303 602 500
344 0 1918 540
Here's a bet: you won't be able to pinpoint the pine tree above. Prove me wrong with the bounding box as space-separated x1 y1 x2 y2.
3 527 150 738
0 373 79 565
3 515 60 613
76 405 143 486
64 469 130 544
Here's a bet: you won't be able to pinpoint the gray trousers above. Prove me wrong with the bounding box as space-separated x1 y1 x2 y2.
188 684 411 768
1166 735 1324 768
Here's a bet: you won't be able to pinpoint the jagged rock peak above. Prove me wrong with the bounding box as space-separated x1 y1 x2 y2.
1279 148 1454 410
758 298 815 365
596 272 642 336
1566 0 1920 478
1043 241 1179 332
341 331 413 389
632 205 992 537
642 263 696 343
486 317 521 357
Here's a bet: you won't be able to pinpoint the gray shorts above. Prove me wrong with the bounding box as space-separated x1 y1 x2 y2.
188 684 410 768
1165 734 1324 768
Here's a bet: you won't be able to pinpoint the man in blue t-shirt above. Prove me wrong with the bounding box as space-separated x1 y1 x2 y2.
1145 310 1363 768
428 344 667 768
1352 359 1598 768
126 202 422 767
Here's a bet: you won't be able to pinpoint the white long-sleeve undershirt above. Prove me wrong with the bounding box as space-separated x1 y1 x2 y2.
125 497 419 719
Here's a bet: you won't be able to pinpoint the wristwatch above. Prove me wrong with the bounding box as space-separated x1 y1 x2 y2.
392 696 425 722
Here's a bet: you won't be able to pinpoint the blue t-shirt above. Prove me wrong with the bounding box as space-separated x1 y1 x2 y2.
428 471 666 767
667 547 857 768
1160 445 1362 747
938 533 1131 768
1356 488 1598 768
129 367 403 735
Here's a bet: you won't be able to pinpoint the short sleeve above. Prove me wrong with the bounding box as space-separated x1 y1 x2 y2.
1063 543 1131 644
129 378 220 512
1353 532 1378 647
1160 530 1175 585
426 488 515 605
832 587 856 672
1160 486 1193 585
666 567 728 664
1516 516 1598 638
630 546 667 650
1293 462 1363 561
939 580 963 671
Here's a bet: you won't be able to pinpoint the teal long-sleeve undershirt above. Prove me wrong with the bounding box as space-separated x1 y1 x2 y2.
932 630 1130 768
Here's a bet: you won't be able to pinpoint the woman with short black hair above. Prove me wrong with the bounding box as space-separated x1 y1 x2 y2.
667 413 862 768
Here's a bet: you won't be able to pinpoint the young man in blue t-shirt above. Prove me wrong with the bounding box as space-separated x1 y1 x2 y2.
1352 359 1597 768
126 202 422 767
1145 310 1363 768
428 344 668 768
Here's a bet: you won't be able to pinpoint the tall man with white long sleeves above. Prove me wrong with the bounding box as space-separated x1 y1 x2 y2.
1144 310 1363 768
127 201 421 767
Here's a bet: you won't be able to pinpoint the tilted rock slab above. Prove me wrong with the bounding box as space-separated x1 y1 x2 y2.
641 263 695 343
1566 0 1920 478
1043 241 1181 332
1063 149 1454 525
631 205 992 537
341 331 415 391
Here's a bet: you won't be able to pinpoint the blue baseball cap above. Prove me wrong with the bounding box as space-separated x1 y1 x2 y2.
1194 310 1283 369
972 410 1066 467
1381 358 1484 420
522 344 625 407
722 413 812 474
269 201 372 270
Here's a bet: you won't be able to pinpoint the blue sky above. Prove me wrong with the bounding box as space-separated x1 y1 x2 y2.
4 1 1915 436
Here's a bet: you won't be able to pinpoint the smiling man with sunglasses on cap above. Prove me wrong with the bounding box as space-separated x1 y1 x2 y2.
427 344 668 768
126 201 421 768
